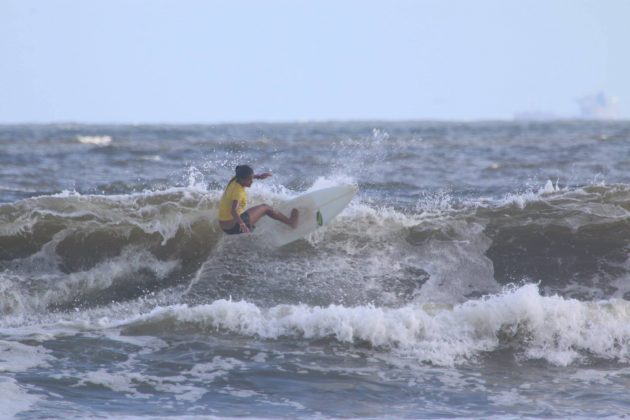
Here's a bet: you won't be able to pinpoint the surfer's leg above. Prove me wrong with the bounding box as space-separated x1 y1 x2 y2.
245 204 298 228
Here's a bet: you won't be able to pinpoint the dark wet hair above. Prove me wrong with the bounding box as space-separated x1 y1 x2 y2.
235 165 254 180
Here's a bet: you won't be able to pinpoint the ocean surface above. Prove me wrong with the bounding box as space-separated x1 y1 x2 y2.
1 121 629 418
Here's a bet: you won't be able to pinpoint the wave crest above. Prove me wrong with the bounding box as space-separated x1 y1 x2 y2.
0 182 628 316
121 284 630 367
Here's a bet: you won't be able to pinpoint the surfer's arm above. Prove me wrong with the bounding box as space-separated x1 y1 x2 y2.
230 200 250 233
254 172 272 180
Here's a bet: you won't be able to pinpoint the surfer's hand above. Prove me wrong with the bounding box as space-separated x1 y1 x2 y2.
256 172 272 180
239 223 250 233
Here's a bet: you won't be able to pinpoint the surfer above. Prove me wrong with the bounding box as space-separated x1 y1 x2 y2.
218 165 299 234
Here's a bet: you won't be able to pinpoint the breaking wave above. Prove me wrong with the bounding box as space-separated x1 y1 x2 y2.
0 181 629 317
119 283 630 367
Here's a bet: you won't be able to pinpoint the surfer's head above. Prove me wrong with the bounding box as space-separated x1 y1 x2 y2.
235 165 254 186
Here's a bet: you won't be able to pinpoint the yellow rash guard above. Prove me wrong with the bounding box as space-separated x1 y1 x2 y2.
218 180 246 221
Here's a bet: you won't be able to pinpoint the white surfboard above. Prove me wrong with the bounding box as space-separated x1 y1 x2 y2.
255 185 358 247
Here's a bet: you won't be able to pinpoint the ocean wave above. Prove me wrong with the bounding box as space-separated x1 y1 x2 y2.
0 182 628 315
0 188 223 313
481 184 630 299
0 248 180 314
119 284 630 367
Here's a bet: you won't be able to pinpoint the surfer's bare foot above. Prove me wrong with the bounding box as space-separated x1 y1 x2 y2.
289 208 299 228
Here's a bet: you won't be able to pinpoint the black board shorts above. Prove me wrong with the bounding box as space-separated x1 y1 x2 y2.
222 212 255 235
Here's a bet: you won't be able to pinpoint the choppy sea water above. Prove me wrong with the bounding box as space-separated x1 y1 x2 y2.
1 121 629 418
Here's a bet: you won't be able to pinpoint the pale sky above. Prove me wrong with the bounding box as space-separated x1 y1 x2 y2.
1 0 629 123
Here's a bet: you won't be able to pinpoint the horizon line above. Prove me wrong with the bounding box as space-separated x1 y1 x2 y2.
1 117 628 126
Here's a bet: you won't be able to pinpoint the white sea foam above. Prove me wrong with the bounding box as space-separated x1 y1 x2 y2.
71 355 245 402
0 273 29 314
540 179 560 195
78 369 150 398
187 356 246 381
501 179 561 209
0 377 43 417
0 340 53 372
120 284 630 367
307 175 357 193
76 135 112 146
141 155 162 162
487 388 534 407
